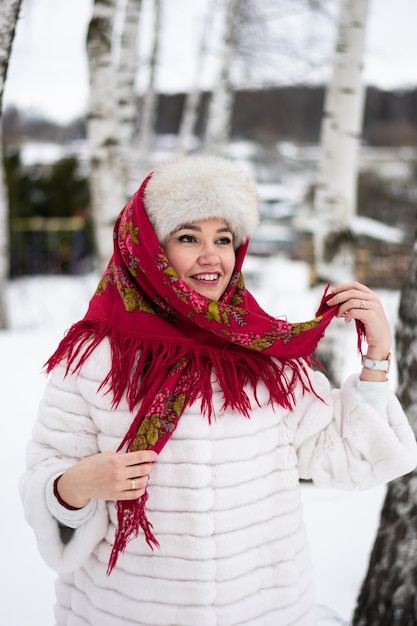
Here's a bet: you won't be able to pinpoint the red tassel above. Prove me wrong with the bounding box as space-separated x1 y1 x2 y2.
355 319 366 358
107 490 159 576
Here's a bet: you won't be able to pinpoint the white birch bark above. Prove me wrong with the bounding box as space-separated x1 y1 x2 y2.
313 0 370 284
0 131 9 330
137 0 162 176
311 0 370 388
87 0 126 270
177 0 218 155
203 0 242 155
117 0 143 183
0 0 22 329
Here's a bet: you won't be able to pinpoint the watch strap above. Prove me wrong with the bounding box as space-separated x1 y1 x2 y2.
362 353 391 373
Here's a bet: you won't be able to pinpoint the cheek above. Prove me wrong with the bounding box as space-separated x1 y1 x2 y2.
165 249 192 277
225 251 236 276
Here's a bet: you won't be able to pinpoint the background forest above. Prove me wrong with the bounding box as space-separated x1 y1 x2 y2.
1 1 417 625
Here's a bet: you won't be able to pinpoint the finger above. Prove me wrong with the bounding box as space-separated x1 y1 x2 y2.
126 469 153 486
330 281 373 295
328 283 375 305
124 450 158 466
126 461 155 480
336 298 369 318
344 298 373 312
101 454 153 494
355 297 378 312
123 473 150 494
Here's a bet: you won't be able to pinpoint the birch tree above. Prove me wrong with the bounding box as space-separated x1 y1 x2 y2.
0 0 22 329
177 0 218 155
136 0 162 177
313 0 370 285
117 0 143 184
87 0 126 270
352 235 417 626
312 0 370 387
203 0 243 155
0 0 20 126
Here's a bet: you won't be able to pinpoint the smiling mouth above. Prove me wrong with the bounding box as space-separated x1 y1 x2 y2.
192 273 220 282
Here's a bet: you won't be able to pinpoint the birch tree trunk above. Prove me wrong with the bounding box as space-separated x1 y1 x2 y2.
352 234 417 626
312 0 370 388
117 0 143 186
137 0 162 177
203 0 242 155
87 0 126 270
313 0 369 285
177 0 218 155
0 0 22 329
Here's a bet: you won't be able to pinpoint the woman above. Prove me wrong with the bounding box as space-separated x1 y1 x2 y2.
20 155 417 626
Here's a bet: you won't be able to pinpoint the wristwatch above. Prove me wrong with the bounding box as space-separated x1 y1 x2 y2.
362 353 391 374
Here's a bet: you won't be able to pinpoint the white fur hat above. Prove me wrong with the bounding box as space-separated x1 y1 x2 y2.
143 155 260 247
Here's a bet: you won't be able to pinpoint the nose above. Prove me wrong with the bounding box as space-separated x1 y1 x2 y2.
198 246 220 265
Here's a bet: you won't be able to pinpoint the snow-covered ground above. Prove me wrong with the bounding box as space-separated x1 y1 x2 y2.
1 260 400 626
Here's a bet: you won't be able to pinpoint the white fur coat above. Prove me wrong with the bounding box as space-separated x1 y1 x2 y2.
20 339 417 626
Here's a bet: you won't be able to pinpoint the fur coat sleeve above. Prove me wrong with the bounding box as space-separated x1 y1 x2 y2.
19 358 111 573
292 370 417 488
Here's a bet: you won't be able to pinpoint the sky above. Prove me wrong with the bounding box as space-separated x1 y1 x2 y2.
1 264 397 626
3 0 417 124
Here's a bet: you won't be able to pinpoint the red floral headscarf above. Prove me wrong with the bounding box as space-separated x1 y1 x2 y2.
46 173 358 573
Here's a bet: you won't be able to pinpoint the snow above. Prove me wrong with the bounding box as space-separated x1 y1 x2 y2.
19 142 68 166
352 216 404 244
0 263 401 625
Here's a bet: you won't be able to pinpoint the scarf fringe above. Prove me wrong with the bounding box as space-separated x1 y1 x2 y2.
106 491 159 576
355 319 366 357
46 320 315 420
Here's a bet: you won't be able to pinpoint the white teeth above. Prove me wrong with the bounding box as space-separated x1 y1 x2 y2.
195 274 219 281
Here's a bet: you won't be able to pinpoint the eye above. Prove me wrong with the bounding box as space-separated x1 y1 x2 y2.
177 234 197 243
216 236 233 246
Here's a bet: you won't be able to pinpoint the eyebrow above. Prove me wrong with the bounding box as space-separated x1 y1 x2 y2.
176 223 233 234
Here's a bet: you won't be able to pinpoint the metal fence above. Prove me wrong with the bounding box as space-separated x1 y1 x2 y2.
10 216 93 277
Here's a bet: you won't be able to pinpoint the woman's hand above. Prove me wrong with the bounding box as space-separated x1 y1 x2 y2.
326 281 392 381
57 450 158 509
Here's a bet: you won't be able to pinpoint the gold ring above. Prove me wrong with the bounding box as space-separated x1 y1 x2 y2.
131 479 136 490
360 299 366 309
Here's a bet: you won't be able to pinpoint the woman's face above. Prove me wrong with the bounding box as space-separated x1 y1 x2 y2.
164 218 236 301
